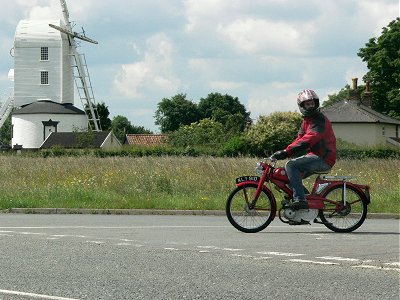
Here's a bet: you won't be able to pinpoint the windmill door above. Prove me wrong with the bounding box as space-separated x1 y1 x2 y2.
42 119 59 141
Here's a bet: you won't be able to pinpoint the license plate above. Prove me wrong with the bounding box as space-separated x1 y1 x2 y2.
235 176 260 184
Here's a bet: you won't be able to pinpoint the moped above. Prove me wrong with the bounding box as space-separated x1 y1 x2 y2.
226 157 370 233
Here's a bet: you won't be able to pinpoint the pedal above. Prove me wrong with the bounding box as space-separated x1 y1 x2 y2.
313 218 332 225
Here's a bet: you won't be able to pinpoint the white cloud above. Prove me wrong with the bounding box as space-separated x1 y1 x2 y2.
209 81 247 91
356 0 399 36
113 33 181 100
217 18 315 55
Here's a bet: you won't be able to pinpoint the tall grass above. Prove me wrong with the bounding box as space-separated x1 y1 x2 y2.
0 156 398 214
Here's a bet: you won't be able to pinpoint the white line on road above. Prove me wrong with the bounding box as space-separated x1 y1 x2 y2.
288 259 339 265
0 225 231 229
0 289 79 300
316 256 361 262
384 262 400 267
257 251 304 257
352 265 400 272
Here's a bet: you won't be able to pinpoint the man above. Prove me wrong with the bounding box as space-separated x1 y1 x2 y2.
272 89 336 210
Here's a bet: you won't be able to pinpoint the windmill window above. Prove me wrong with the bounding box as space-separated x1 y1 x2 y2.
40 71 49 85
40 47 49 61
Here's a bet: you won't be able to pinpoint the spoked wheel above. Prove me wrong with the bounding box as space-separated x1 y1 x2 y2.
226 184 276 233
319 185 368 233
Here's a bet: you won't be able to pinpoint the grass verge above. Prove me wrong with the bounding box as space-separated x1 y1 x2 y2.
0 156 398 214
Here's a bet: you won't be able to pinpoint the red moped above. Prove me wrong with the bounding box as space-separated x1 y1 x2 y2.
226 157 370 233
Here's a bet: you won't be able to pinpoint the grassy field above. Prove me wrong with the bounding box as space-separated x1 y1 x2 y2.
0 156 398 214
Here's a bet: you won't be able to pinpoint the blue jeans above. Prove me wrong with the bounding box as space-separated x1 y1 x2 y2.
285 155 332 202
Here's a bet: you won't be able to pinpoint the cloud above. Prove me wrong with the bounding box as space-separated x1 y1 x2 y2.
113 33 181 100
217 18 315 55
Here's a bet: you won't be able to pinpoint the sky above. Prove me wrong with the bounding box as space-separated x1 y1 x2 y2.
0 0 399 133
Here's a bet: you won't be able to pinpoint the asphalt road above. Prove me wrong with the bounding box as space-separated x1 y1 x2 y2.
0 214 399 300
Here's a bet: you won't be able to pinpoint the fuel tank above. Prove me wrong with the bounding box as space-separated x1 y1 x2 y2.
271 167 290 183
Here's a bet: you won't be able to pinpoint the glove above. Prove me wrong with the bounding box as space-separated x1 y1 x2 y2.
272 150 288 160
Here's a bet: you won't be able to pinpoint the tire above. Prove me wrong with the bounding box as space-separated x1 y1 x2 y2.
226 184 276 233
319 185 368 233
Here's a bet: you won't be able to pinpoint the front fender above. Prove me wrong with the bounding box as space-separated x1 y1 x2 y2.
235 181 277 218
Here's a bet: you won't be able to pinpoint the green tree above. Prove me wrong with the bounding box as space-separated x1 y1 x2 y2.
96 102 112 130
322 84 365 107
111 115 152 143
198 93 250 133
358 18 400 118
0 114 12 145
155 94 200 133
245 111 302 156
111 115 131 143
169 118 225 147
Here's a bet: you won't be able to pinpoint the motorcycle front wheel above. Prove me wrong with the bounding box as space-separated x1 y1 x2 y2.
226 184 276 233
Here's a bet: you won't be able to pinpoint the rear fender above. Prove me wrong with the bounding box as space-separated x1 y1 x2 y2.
323 182 371 205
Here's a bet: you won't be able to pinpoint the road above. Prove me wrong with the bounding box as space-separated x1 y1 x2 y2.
0 214 399 300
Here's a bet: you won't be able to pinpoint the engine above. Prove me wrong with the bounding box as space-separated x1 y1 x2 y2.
280 207 318 224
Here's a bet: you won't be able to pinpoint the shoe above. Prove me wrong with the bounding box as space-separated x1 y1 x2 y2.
289 201 309 210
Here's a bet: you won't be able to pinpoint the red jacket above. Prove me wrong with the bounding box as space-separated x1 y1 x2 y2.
285 112 336 166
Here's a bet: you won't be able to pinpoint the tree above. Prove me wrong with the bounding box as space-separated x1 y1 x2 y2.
84 102 112 131
245 111 302 156
0 114 12 145
322 84 365 107
198 93 250 133
111 115 152 143
154 94 200 133
96 102 112 130
169 118 225 147
357 18 400 118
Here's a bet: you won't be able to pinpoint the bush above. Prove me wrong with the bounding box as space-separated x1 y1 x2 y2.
244 111 302 156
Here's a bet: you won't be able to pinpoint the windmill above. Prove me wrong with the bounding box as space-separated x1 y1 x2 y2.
49 0 102 131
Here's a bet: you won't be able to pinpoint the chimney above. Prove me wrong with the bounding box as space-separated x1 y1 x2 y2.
349 77 361 103
361 80 373 108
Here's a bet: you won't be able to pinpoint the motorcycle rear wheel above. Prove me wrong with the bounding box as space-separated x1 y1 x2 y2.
319 185 368 233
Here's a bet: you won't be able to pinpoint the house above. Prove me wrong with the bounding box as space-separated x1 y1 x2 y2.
12 100 88 149
321 78 400 148
124 134 168 146
40 131 121 150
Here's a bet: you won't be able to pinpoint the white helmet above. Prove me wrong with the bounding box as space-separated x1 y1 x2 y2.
297 89 320 116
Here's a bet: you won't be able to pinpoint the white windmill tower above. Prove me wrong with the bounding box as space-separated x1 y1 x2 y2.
1 0 104 149
50 0 101 131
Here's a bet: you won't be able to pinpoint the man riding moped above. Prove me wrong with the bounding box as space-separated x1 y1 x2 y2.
272 89 337 210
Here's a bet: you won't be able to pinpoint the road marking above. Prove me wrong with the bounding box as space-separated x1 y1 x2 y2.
231 254 253 258
164 247 179 251
0 289 79 300
384 262 400 267
288 259 339 265
353 265 400 272
0 225 230 229
196 246 244 252
257 251 304 257
316 256 361 262
85 241 105 244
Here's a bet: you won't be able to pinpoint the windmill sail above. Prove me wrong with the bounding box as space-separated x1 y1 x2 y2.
51 0 102 131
